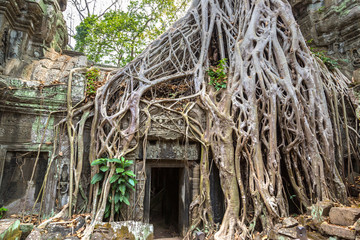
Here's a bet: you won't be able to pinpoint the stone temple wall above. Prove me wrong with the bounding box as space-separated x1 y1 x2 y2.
290 0 360 78
0 0 89 215
0 49 88 214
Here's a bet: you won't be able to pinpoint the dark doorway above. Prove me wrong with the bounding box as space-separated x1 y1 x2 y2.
150 167 180 238
0 151 48 206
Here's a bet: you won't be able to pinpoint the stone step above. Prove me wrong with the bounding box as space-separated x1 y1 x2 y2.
329 207 360 226
0 219 22 240
320 222 356 240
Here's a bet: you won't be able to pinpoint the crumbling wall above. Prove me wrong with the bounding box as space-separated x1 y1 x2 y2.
290 0 360 78
0 0 68 76
0 49 87 214
0 0 92 216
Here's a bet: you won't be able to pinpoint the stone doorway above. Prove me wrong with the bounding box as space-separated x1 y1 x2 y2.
143 162 190 238
150 168 180 238
0 151 48 212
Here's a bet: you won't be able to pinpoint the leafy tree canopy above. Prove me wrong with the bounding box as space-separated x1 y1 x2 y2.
74 0 188 66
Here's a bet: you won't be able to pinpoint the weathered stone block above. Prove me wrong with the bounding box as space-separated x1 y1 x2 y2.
282 217 299 228
329 207 360 226
20 223 34 236
25 228 41 240
0 219 22 240
278 227 298 239
309 201 334 224
354 218 360 231
92 221 153 240
321 222 356 240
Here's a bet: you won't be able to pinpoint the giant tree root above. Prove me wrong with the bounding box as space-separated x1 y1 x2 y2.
54 0 358 239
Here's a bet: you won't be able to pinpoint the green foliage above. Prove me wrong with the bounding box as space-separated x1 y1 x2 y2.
74 0 189 67
317 6 325 13
85 67 100 96
91 157 137 219
313 51 339 70
289 194 296 200
307 39 339 70
207 58 228 91
0 207 8 219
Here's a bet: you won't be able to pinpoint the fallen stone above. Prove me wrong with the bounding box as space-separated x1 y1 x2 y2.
330 207 360 226
278 227 298 239
46 216 85 237
318 201 334 216
308 201 334 223
42 232 63 239
26 228 42 240
282 217 299 228
20 223 34 238
92 221 153 240
0 219 22 240
306 231 329 240
354 218 360 231
320 222 356 240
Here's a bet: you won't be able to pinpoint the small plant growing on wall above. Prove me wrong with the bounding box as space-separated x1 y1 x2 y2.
306 39 339 70
85 67 101 97
0 207 8 219
207 58 228 91
91 157 137 219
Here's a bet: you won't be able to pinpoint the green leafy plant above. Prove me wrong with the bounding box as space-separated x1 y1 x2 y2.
85 67 101 96
306 39 339 70
91 157 137 219
313 50 339 70
207 58 228 91
0 207 8 219
317 6 325 13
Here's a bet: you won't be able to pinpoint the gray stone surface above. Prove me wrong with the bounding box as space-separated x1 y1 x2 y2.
278 227 298 238
26 228 42 240
329 207 360 226
0 219 22 239
282 217 299 228
291 0 360 78
320 222 356 240
92 221 153 240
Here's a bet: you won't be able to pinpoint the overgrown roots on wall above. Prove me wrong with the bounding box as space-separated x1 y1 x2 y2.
55 0 358 239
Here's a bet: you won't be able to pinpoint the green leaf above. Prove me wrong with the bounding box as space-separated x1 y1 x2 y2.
116 167 125 173
115 202 121 212
124 170 136 177
91 158 107 166
108 158 122 164
118 178 125 184
123 160 134 167
128 178 136 187
115 193 121 203
120 184 126 195
100 166 110 172
123 196 130 205
109 174 120 183
91 173 104 184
